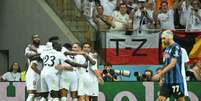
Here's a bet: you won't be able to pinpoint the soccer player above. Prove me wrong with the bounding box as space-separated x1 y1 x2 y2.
152 30 186 101
80 42 104 101
39 41 76 101
25 34 43 101
59 43 88 101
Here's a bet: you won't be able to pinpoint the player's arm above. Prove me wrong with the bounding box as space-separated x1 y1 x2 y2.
55 64 74 71
193 68 201 81
64 59 87 68
63 51 81 56
31 63 41 74
82 53 96 65
25 45 41 60
152 58 177 80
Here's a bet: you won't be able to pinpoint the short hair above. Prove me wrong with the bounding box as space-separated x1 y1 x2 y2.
48 36 59 42
63 43 72 50
104 63 112 67
32 34 39 39
82 42 91 48
161 30 174 39
160 1 168 6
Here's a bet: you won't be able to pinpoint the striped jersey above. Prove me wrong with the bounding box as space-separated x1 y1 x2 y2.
163 43 183 84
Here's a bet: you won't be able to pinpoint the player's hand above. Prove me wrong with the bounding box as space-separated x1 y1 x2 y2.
55 64 64 71
152 74 160 81
97 76 104 85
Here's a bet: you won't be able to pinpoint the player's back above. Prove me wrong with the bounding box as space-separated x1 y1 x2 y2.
40 49 65 72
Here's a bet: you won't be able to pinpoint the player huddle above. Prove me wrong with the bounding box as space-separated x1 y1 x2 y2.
25 34 103 101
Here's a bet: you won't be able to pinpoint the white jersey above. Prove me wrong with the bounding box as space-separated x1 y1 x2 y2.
87 53 99 96
110 11 129 31
78 53 99 96
2 72 20 81
157 10 175 29
60 53 79 91
40 49 67 72
100 0 117 16
181 48 189 96
40 49 67 92
188 9 201 31
25 44 43 91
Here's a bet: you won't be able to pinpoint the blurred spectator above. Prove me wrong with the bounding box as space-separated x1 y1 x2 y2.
192 59 201 81
0 62 21 81
109 3 130 31
176 0 191 28
134 69 153 81
143 69 153 81
157 1 175 30
186 0 201 31
102 63 118 81
131 1 154 34
94 5 111 31
20 62 28 82
100 0 118 16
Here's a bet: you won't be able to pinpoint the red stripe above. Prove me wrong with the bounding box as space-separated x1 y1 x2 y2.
104 48 159 65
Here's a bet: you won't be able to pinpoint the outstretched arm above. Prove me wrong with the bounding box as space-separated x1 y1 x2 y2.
64 59 87 68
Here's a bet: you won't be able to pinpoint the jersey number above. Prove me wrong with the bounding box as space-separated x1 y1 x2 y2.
172 85 179 93
43 55 56 66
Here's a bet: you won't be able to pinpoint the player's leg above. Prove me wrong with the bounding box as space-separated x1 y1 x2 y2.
26 67 38 101
40 71 49 101
71 91 78 101
46 72 60 101
59 88 68 101
91 96 98 101
177 96 185 101
157 84 171 101
70 73 79 101
50 90 60 101
85 96 90 101
26 90 36 101
157 96 167 101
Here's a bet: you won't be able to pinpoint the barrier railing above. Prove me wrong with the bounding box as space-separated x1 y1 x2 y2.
0 82 200 101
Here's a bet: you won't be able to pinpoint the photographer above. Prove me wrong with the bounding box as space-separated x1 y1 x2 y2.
102 64 118 81
186 59 201 81
134 69 153 81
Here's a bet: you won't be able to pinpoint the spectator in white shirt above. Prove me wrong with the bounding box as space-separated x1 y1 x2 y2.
157 1 175 30
186 0 201 31
0 62 21 81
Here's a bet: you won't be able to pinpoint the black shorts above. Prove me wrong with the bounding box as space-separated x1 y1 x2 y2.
160 83 185 98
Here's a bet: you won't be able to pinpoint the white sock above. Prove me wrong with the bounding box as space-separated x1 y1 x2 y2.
26 94 34 101
61 97 67 101
52 98 59 101
72 98 78 101
40 97 46 101
34 96 41 101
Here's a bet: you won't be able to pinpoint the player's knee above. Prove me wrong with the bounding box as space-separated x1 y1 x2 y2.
59 88 68 97
157 96 166 101
50 90 60 98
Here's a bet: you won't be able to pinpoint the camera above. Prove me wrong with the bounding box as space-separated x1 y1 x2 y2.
134 72 145 81
114 70 131 77
134 70 153 81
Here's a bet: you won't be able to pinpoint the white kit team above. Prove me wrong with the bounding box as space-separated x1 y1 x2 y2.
25 34 103 101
